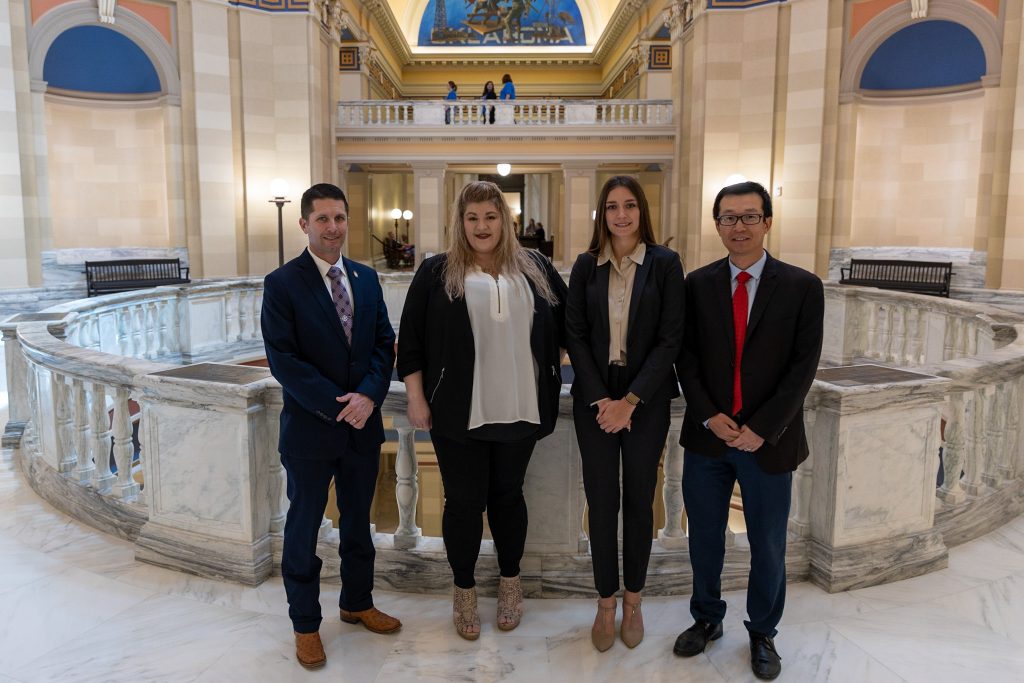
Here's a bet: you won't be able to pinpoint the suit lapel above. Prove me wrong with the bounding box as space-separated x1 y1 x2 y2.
626 248 653 342
713 258 734 345
298 250 349 348
595 258 611 347
745 253 779 341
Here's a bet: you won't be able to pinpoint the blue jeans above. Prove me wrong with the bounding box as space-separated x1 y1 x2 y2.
683 448 792 636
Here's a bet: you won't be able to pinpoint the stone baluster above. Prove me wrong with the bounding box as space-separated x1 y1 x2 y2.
238 290 251 341
226 291 240 343
144 302 159 358
962 389 986 496
117 307 131 356
112 387 140 500
393 425 422 549
938 392 967 504
865 303 879 359
984 383 1009 487
908 308 925 364
89 382 115 494
90 314 102 351
1007 379 1023 480
131 305 145 357
156 299 171 356
658 434 686 549
942 315 955 360
72 379 94 483
892 306 906 364
880 305 893 361
53 373 76 474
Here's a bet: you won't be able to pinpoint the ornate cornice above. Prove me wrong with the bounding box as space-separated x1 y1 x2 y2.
592 0 650 66
361 0 413 65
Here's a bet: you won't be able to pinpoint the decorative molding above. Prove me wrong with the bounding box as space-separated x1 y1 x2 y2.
841 0 1001 96
648 43 671 70
361 0 413 65
339 45 360 70
592 0 648 65
28 1 181 98
228 0 310 11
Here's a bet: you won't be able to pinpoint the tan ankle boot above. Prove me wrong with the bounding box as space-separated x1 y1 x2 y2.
453 586 481 641
497 575 524 631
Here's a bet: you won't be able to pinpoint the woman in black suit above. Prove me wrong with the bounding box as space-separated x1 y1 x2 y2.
566 175 685 651
397 181 567 640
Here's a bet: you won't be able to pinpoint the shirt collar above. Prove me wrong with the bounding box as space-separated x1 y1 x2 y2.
597 241 647 267
729 250 767 281
308 246 346 280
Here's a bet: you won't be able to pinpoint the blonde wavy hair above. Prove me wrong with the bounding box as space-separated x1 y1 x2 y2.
442 181 558 304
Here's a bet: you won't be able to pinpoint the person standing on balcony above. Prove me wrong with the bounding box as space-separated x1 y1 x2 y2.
445 80 457 124
566 175 686 652
672 181 823 680
481 80 497 124
397 180 567 641
500 73 516 100
261 183 402 670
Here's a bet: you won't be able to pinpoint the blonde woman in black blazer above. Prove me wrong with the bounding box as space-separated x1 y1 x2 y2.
566 175 685 651
397 181 567 641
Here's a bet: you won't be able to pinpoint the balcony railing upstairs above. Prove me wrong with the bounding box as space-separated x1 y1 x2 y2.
337 99 674 132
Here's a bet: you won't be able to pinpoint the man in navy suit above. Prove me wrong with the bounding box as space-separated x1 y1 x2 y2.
673 181 823 680
261 183 400 669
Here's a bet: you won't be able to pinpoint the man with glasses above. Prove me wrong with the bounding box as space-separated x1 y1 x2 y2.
672 181 823 680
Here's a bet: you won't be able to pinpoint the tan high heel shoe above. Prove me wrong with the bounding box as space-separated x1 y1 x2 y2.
497 575 524 631
453 586 481 641
621 591 644 648
591 597 617 652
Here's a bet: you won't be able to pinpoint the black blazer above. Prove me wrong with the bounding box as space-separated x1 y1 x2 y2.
396 252 568 441
566 244 685 406
676 252 824 474
261 249 396 459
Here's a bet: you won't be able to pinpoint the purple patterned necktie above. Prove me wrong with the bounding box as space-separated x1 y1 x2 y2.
327 265 353 344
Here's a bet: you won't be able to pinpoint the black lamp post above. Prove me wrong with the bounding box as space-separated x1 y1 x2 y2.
269 178 291 266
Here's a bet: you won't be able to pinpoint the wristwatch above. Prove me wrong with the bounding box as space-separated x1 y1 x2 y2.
624 392 641 407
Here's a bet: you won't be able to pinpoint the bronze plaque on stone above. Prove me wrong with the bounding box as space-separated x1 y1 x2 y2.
151 363 271 385
815 364 937 387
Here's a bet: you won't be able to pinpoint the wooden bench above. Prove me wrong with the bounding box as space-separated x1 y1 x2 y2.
85 259 190 297
839 259 952 298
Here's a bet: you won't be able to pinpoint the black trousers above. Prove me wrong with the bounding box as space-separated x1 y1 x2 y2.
280 446 380 634
574 365 671 598
431 432 535 589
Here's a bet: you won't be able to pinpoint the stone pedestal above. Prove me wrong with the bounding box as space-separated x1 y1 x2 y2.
808 365 950 592
134 363 277 585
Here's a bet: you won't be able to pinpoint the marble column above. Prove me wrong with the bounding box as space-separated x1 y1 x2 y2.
561 163 596 264
412 162 446 264
807 372 950 592
0 0 31 288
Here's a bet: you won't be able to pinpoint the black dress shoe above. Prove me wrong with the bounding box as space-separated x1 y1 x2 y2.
749 632 782 680
672 620 724 657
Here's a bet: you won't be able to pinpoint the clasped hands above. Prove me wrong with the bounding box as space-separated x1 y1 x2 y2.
336 392 374 429
595 398 633 434
707 413 764 452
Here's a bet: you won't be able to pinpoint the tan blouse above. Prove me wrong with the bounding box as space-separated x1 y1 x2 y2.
597 241 646 365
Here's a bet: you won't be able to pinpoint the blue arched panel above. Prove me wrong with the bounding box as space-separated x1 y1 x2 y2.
860 21 985 91
43 25 161 94
418 0 585 46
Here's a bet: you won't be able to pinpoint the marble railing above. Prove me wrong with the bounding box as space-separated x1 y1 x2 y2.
337 99 674 131
3 280 1023 595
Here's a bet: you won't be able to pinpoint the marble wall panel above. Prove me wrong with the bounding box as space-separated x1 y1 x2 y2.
184 297 227 354
522 416 583 554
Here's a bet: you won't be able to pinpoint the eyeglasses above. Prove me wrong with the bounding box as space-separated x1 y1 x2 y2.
716 214 763 227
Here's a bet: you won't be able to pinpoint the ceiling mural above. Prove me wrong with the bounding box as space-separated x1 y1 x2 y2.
417 0 587 46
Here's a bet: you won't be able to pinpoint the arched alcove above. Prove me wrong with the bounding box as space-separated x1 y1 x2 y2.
43 25 161 95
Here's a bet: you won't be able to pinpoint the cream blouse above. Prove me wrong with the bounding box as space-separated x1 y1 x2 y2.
464 269 540 430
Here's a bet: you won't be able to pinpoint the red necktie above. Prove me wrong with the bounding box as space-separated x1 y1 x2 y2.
732 271 752 416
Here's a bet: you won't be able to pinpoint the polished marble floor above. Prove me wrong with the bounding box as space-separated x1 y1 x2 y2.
2 396 1024 681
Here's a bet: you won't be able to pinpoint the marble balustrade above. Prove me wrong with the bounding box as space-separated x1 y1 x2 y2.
2 280 1023 594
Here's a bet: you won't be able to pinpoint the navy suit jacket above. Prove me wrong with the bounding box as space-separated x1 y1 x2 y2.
675 252 823 474
261 249 396 459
